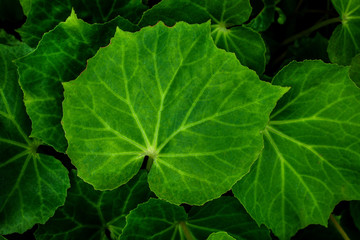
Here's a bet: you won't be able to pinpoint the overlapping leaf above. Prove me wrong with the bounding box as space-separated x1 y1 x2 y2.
247 0 277 32
233 60 360 239
121 197 271 239
35 170 151 240
139 0 266 74
0 43 70 234
328 0 360 65
18 0 146 47
16 11 138 153
62 21 286 205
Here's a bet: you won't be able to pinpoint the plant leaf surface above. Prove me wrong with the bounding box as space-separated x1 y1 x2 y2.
35 170 151 240
247 0 276 32
351 201 360 231
350 54 360 86
207 232 236 240
62 21 286 205
0 43 70 234
233 60 360 239
16 11 138 153
328 0 360 65
17 0 146 47
121 197 270 240
139 0 266 74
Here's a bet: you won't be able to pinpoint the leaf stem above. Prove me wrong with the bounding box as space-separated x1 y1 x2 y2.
179 221 194 240
146 157 153 172
330 214 350 240
282 17 341 45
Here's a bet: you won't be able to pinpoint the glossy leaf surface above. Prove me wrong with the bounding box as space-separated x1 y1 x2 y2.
233 60 360 239
35 170 151 240
121 197 271 239
139 0 266 74
328 0 360 65
0 44 70 234
16 11 138 153
62 21 286 205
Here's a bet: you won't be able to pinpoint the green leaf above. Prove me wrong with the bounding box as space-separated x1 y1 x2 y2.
207 232 236 240
0 30 21 46
351 201 360 231
0 43 70 234
35 170 151 240
19 0 31 16
121 197 271 239
233 60 360 239
0 236 7 240
62 21 286 205
288 33 329 62
350 54 360 86
247 0 276 32
139 0 266 74
16 11 138 153
17 0 146 47
328 0 360 65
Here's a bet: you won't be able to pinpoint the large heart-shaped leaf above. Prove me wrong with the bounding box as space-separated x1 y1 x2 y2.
328 0 360 65
233 60 360 239
35 170 151 240
17 0 146 47
16 11 138 153
62 21 286 205
121 197 271 239
0 43 70 234
139 0 266 74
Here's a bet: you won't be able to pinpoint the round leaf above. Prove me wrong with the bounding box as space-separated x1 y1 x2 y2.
62 21 286 205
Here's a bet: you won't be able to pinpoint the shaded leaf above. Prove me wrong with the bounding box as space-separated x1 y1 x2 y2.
350 54 360 86
0 43 70 234
351 201 360 231
62 21 286 204
207 232 236 240
233 60 360 239
16 11 138 153
19 0 31 16
121 197 271 239
17 0 146 47
0 30 21 46
35 170 151 240
328 0 360 65
139 0 266 74
247 0 277 32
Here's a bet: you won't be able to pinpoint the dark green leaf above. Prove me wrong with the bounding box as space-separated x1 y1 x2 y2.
139 0 266 74
17 0 146 47
0 43 70 234
62 21 286 205
121 197 270 240
35 170 151 240
351 201 360 231
16 11 138 153
233 60 360 239
247 0 276 32
0 30 20 46
328 0 360 65
350 54 360 86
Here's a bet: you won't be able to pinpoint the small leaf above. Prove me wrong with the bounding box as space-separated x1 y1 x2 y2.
350 54 360 86
35 170 151 240
16 11 138 153
207 232 236 240
17 0 146 47
233 60 360 239
247 0 277 32
19 0 32 16
62 21 286 205
121 197 271 239
328 0 360 65
139 0 266 74
0 43 70 234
